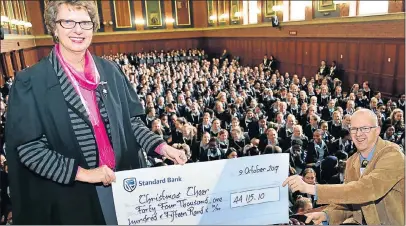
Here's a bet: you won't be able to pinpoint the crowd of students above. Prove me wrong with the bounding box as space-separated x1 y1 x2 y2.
0 47 404 224
103 48 405 221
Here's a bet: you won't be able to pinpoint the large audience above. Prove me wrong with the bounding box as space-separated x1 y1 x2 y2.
0 48 405 224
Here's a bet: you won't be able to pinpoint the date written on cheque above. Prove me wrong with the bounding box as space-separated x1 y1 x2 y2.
238 164 279 176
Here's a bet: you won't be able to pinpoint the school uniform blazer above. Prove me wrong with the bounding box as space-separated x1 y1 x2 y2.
317 138 405 225
5 51 165 224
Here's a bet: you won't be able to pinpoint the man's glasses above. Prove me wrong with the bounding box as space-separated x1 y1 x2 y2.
349 126 378 134
56 19 94 30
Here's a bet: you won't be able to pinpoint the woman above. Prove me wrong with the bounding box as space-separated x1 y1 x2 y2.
5 1 185 224
292 168 317 208
225 148 238 159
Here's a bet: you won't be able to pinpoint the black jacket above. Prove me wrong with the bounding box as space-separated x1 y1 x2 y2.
5 54 155 224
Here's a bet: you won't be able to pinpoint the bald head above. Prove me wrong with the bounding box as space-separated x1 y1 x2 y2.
352 109 378 127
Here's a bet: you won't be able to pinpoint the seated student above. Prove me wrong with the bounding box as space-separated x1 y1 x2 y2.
319 156 341 185
263 144 282 155
278 114 296 140
329 128 355 157
294 197 313 214
320 120 335 145
380 124 397 143
304 114 320 139
284 125 309 151
328 110 342 139
287 139 307 175
292 168 318 208
205 138 224 161
229 126 251 157
258 128 283 153
321 99 336 122
305 129 329 169
225 148 238 159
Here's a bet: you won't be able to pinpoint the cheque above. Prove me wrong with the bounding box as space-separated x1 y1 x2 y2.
112 153 289 225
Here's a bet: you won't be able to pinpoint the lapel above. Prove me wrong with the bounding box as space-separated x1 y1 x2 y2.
40 58 88 166
93 56 126 167
351 152 361 180
48 50 92 127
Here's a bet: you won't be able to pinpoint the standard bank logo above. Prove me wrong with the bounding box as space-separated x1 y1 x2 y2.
123 178 137 192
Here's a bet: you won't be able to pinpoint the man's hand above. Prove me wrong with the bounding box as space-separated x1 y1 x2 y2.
76 165 116 186
162 144 187 165
282 175 315 195
304 212 327 225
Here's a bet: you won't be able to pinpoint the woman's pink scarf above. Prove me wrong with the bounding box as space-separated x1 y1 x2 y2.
55 44 116 169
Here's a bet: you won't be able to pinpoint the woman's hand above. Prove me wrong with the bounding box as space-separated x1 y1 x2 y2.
162 144 187 165
76 165 116 186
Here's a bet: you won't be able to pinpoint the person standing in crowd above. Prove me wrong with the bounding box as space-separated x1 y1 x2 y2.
5 1 186 224
283 109 404 225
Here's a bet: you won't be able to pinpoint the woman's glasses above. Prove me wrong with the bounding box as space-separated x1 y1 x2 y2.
56 19 94 30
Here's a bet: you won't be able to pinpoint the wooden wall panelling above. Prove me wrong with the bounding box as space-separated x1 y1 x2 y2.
326 42 338 65
371 43 383 75
103 44 110 55
4 53 14 77
337 42 347 70
303 41 311 78
357 42 370 83
389 0 405 13
13 51 21 71
172 0 193 28
0 37 36 53
18 49 26 69
382 44 397 76
310 42 319 76
164 0 174 29
118 43 127 54
295 41 303 76
111 43 119 54
22 48 39 67
100 0 113 32
286 40 296 74
111 0 135 31
395 43 405 96
192 0 207 28
347 42 358 72
132 0 144 31
319 42 327 63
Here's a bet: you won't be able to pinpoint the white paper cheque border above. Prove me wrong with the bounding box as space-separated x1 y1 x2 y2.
112 153 289 225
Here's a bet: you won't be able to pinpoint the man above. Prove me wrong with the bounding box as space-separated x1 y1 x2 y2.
283 109 404 225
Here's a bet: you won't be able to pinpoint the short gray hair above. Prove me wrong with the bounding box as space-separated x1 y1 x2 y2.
44 0 100 43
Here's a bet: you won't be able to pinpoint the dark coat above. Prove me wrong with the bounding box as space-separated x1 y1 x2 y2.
5 55 148 224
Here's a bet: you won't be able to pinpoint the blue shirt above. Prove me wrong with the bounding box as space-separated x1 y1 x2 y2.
360 145 376 174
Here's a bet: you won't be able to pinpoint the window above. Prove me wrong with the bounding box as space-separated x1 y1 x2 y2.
358 1 388 16
242 1 249 24
290 1 310 21
242 0 258 24
348 1 357 17
282 0 290 22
